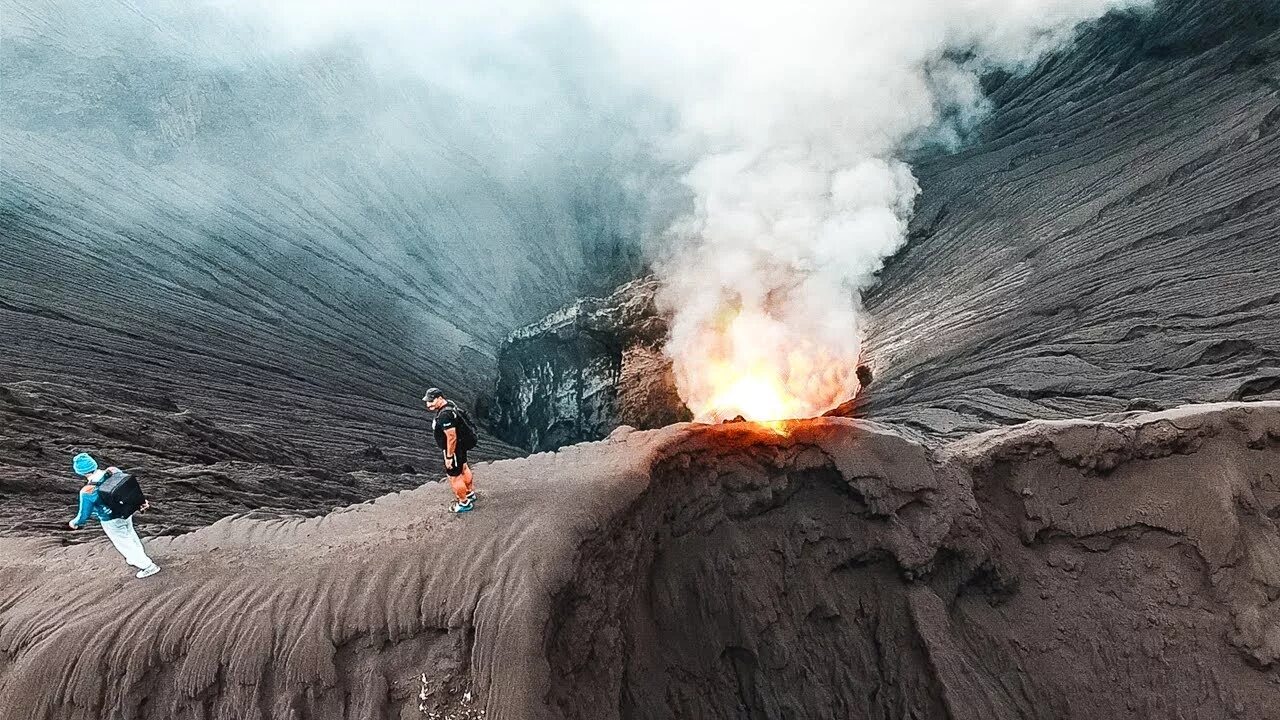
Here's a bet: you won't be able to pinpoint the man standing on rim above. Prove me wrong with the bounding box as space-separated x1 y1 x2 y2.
423 387 476 513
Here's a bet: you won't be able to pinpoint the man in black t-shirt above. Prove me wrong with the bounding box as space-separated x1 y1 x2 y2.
423 387 476 513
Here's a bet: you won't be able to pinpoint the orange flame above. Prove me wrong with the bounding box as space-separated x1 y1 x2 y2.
700 365 804 434
674 307 860 430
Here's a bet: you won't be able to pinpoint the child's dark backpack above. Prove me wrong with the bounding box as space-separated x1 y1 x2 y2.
98 469 147 519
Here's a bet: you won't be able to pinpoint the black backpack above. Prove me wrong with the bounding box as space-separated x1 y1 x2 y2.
448 403 480 452
98 469 147 519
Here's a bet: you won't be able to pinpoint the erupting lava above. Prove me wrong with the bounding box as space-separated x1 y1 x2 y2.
702 366 807 424
674 308 862 425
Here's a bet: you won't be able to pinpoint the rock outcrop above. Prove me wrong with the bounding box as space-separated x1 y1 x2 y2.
488 275 890 452
1 402 1277 719
487 277 689 452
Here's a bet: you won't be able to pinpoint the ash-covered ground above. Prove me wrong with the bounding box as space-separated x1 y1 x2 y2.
2 405 1279 719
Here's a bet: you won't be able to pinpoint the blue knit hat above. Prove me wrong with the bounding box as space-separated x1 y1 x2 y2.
72 453 98 476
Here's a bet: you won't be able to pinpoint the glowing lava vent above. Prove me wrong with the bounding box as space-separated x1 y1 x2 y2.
673 308 863 429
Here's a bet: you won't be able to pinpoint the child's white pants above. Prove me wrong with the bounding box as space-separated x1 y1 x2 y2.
100 516 153 569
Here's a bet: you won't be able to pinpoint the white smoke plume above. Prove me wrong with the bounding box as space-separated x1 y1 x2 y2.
584 0 1151 422
173 0 1152 423
9 0 1149 423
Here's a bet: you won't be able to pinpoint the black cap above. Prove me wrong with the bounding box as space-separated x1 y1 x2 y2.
422 387 444 402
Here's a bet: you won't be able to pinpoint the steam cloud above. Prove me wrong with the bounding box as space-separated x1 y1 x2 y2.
6 0 1149 419
585 0 1152 421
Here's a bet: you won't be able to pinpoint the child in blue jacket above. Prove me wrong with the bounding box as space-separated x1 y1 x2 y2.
68 453 160 579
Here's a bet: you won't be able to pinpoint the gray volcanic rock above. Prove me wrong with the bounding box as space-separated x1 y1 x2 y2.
487 277 689 452
860 0 1280 436
0 0 644 466
1 402 1276 719
615 344 689 431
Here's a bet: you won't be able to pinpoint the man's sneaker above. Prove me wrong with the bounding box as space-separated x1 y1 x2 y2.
450 499 474 514
465 490 477 502
136 564 161 579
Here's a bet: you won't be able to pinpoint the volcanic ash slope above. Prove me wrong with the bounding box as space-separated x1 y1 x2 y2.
1 403 1278 719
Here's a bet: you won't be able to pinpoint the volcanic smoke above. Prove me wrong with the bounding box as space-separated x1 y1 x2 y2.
91 0 1152 425
595 0 1153 422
